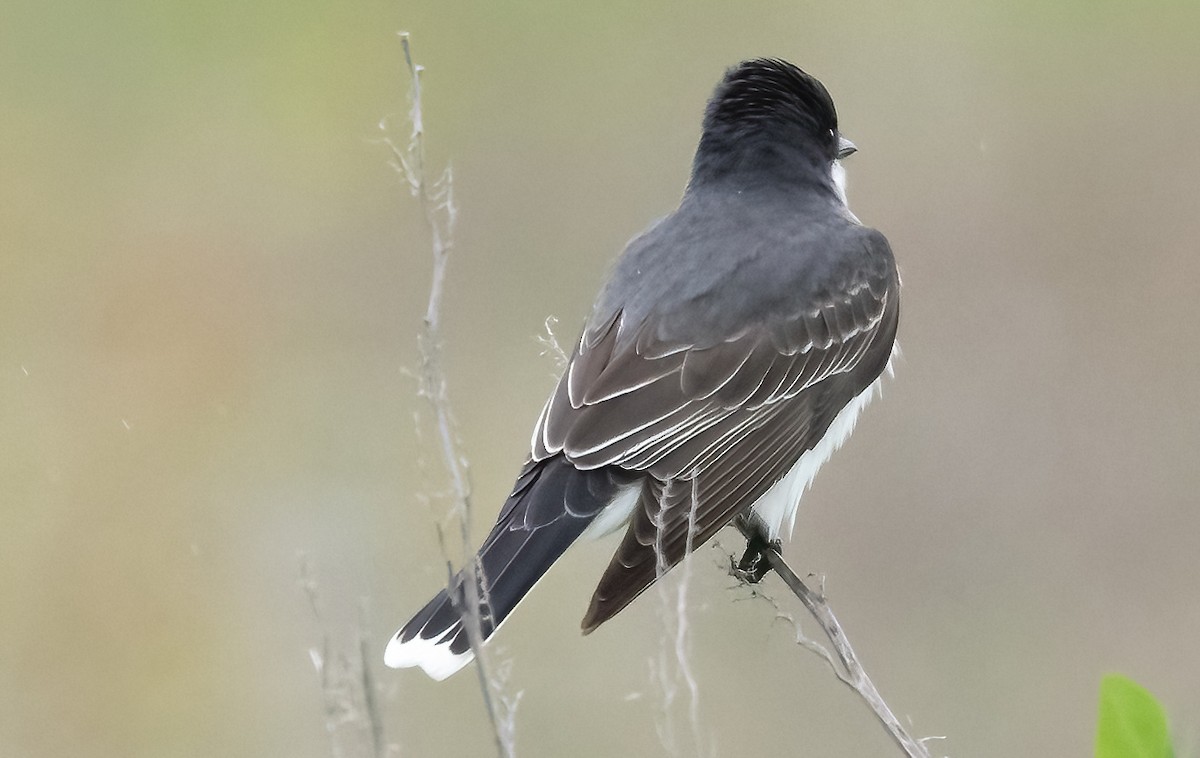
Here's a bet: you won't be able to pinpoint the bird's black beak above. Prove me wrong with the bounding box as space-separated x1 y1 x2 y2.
837 136 858 159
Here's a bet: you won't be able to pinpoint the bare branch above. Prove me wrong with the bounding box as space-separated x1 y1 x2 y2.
389 32 518 758
730 518 946 758
649 480 712 758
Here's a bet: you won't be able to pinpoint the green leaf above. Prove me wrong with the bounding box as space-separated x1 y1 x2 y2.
1096 674 1173 758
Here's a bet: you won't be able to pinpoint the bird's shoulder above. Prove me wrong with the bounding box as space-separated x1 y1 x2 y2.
588 195 894 350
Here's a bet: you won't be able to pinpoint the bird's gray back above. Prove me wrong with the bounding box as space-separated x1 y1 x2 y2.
589 187 893 350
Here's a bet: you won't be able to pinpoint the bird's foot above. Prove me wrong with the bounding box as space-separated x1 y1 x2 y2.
732 532 781 584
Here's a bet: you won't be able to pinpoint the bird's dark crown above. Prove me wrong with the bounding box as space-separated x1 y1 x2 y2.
692 59 842 186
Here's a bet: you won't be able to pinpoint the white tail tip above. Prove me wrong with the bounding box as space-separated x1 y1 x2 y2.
383 625 475 681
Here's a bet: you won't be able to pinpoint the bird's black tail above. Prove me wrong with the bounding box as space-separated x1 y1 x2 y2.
384 456 628 679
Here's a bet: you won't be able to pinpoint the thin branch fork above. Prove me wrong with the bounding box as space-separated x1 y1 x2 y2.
732 517 940 758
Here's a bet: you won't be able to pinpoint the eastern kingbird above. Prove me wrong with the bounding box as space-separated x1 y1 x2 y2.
386 59 899 680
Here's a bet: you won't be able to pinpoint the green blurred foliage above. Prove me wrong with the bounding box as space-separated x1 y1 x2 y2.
1097 675 1173 758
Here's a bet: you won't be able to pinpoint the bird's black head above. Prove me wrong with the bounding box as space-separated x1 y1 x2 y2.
691 59 849 190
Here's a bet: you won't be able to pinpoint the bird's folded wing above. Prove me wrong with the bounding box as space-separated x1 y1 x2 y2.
532 273 890 479
530 247 895 630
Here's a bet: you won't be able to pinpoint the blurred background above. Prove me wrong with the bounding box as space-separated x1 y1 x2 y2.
4 1 1199 756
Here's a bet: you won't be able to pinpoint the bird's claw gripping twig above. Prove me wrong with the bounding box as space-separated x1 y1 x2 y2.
731 518 780 584
724 515 782 585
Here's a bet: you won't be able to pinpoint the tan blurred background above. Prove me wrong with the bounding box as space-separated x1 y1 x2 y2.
4 1 1199 756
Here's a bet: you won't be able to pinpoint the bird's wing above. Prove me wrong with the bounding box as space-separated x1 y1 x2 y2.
533 264 893 477
530 233 898 630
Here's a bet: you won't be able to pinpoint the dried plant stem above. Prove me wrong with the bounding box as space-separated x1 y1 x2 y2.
391 32 516 758
300 558 393 758
650 498 708 757
732 518 940 758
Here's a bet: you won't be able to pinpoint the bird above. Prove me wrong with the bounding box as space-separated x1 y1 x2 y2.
385 58 900 681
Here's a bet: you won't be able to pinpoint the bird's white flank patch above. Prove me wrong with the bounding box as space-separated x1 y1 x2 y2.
750 371 883 540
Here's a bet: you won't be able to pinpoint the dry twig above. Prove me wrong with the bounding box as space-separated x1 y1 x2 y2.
730 517 944 757
387 32 518 758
